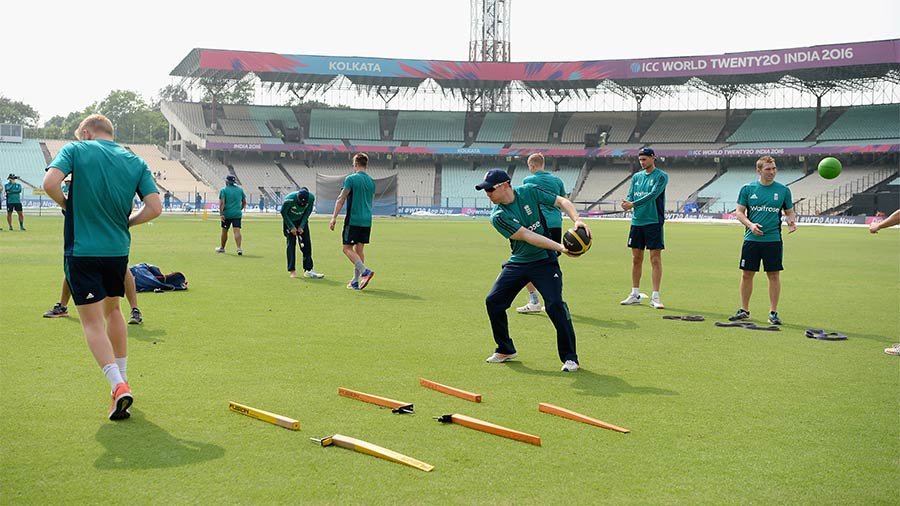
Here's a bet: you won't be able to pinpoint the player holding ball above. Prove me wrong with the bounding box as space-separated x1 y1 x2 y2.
475 168 590 372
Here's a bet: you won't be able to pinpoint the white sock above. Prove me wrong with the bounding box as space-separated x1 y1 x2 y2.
528 290 539 305
116 357 128 383
631 288 640 296
102 363 125 389
652 291 660 300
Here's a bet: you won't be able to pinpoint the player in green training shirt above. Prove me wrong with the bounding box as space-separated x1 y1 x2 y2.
281 187 324 279
729 155 797 325
43 113 161 421
476 169 590 372
329 153 376 290
216 175 246 255
5 174 25 230
620 147 668 309
516 153 567 315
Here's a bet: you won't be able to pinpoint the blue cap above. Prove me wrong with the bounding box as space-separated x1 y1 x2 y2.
638 147 655 157
296 187 310 205
475 169 511 191
225 175 237 184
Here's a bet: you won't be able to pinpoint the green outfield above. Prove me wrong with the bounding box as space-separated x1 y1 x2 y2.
1 215 897 505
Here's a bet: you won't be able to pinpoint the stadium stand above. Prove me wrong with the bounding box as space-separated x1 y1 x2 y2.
125 144 216 198
788 166 883 203
726 108 820 142
394 111 466 142
817 104 900 141
641 111 726 143
511 113 553 142
440 160 491 207
164 102 214 135
308 108 379 141
662 167 719 211
561 112 636 144
644 143 727 151
476 113 516 142
218 118 273 137
206 135 283 145
230 157 294 197
728 142 814 148
395 160 436 206
814 138 900 147
573 164 633 206
0 140 47 198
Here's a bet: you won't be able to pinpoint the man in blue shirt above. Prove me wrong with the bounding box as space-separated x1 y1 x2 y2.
728 155 797 325
476 169 590 372
620 147 668 309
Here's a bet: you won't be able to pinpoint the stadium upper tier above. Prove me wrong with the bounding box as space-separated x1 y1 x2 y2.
162 102 900 156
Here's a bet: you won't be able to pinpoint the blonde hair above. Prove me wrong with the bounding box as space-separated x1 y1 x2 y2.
353 153 369 167
75 114 114 140
756 155 776 170
527 153 545 170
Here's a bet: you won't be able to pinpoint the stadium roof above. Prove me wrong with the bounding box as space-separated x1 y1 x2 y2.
171 39 900 93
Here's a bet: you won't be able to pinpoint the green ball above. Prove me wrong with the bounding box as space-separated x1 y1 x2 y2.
818 157 842 179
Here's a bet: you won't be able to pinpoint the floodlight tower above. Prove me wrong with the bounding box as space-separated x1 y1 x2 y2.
469 0 511 112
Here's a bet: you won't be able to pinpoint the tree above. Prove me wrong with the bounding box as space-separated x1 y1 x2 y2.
0 95 40 128
153 84 189 109
199 76 255 105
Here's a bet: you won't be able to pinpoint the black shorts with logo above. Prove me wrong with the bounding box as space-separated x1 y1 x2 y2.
7 203 23 212
342 224 371 245
627 223 665 250
65 256 128 305
221 218 242 229
739 240 783 272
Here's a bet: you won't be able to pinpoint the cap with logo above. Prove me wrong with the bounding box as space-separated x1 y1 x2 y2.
638 147 655 157
474 169 511 191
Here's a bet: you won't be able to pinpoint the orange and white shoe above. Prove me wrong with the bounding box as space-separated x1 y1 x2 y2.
109 382 133 421
358 269 375 289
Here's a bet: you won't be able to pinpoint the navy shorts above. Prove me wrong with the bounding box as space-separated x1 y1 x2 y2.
7 203 22 212
342 224 371 245
65 256 128 306
740 241 783 272
627 223 665 250
221 218 242 229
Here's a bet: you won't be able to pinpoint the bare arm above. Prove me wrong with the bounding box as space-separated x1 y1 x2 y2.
509 226 567 253
735 204 763 236
42 168 67 209
554 195 591 237
130 193 162 227
785 208 797 234
330 188 349 231
870 209 900 233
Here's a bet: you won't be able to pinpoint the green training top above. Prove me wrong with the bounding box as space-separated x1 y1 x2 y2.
490 183 560 263
281 190 315 230
219 185 246 219
342 171 375 227
626 168 668 226
4 182 22 204
522 170 565 228
737 180 793 242
48 139 158 257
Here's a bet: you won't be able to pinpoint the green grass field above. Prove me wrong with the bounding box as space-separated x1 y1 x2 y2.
2 215 898 505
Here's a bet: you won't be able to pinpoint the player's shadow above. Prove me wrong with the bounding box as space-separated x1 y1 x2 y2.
94 409 225 469
506 362 678 398
127 327 167 344
569 313 639 330
356 288 423 301
775 323 892 344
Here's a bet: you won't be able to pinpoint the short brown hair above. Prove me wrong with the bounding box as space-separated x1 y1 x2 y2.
527 153 545 170
353 153 368 167
75 114 114 140
756 155 776 170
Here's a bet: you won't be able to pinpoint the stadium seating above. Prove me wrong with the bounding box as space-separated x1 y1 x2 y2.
728 142 814 148
574 165 633 206
817 104 900 141
125 144 216 199
230 158 294 197
787 166 878 203
726 108 820 142
511 113 553 142
641 111 725 143
662 167 719 211
206 135 283 145
814 138 900 147
561 112 636 144
0 140 47 198
395 160 436 206
476 113 516 143
440 160 491 207
394 111 466 142
218 118 273 137
308 109 379 141
164 102 214 135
